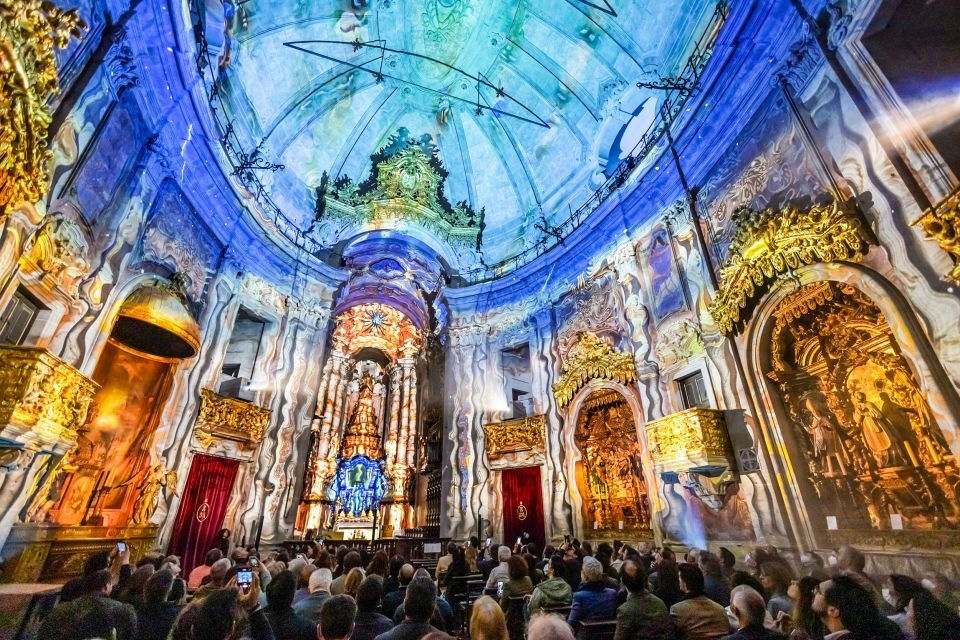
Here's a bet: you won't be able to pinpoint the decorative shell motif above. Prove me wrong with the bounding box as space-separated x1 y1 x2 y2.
552 331 637 408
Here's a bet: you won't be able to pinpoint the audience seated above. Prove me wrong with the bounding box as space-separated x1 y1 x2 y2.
907 590 960 640
759 562 794 621
193 557 232 600
812 575 904 640
700 552 732 607
567 557 617 632
561 545 583 593
471 595 509 640
393 569 455 632
780 575 825 640
883 574 926 635
345 566 367 597
436 541 457 581
265 569 318 640
528 555 573 617
528 613 576 640
333 551 363 594
60 548 129 603
614 559 672 640
724 585 787 640
834 546 882 607
368 550 390 578
500 554 534 609
486 546 513 590
382 563 415 618
385 555 406 594
295 567 334 623
354 575 395 640
320 594 358 640
39 569 138 640
479 541 499 580
188 549 224 590
136 569 181 640
375 574 441 640
670 562 729 640
651 548 683 608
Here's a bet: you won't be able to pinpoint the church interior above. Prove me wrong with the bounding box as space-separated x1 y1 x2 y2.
1 0 960 633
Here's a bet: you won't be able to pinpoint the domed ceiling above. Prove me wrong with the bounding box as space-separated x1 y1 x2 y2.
210 0 719 271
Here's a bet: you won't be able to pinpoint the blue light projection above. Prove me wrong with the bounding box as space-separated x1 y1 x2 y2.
328 456 388 517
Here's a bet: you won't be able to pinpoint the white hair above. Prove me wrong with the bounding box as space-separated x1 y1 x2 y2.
528 612 575 640
309 567 333 593
581 556 602 582
498 545 511 562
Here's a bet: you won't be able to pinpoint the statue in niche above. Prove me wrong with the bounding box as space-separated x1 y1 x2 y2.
851 391 904 467
131 464 177 525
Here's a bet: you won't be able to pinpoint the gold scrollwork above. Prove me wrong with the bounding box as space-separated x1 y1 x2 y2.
646 408 734 470
0 0 83 214
0 346 98 448
709 200 873 335
194 388 271 449
331 303 422 361
482 414 546 460
552 332 636 408
914 189 960 281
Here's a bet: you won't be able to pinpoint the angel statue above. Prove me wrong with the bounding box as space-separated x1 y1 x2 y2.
131 464 178 525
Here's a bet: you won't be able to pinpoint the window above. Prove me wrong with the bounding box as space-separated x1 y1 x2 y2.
678 371 709 409
0 288 43 345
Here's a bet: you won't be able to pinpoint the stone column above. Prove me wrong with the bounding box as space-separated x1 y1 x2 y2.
395 359 415 496
384 364 403 470
328 358 352 459
316 353 346 460
405 366 418 469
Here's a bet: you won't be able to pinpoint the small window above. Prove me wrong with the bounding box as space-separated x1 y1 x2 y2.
0 288 43 345
678 371 709 409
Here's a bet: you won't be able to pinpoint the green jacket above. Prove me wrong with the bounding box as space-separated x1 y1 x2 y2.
527 577 573 617
615 591 674 640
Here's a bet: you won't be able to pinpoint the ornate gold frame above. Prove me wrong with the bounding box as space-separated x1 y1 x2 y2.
913 189 960 281
552 332 637 408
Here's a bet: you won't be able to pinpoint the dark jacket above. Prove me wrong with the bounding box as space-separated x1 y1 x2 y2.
353 611 394 640
614 591 673 640
39 594 138 640
392 598 455 633
293 590 331 623
704 575 731 607
373 619 439 640
381 585 407 618
568 582 617 631
264 605 317 640
479 556 498 581
722 624 788 640
135 601 181 640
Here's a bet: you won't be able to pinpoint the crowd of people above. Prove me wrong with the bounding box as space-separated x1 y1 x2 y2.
30 536 960 640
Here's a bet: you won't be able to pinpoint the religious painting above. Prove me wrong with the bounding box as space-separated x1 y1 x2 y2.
573 390 651 533
328 456 388 517
767 282 960 531
647 230 685 320
48 339 173 526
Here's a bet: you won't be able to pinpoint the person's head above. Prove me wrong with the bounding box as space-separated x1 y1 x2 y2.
497 545 511 563
836 545 865 573
759 561 791 596
62 593 122 639
581 556 603 584
619 559 648 594
125 564 156 596
546 554 564 580
789 576 825 636
315 550 332 570
814 575 884 635
885 574 925 613
398 563 415 586
169 588 246 640
218 528 230 540
204 548 224 567
366 550 389 577
718 547 736 571
526 612 575 640
403 575 437 623
469 595 507 640
465 546 478 569
469 535 481 550
446 541 458 556
730 570 766 600
678 563 705 597
209 558 231 586
698 552 723 579
230 547 250 565
356 575 384 613
144 569 175 606
507 555 528 581
342 551 362 572
563 545 577 560
319 594 356 640
85 569 113 595
922 571 956 599
389 554 406 578
310 568 334 594
344 567 365 597
82 551 111 576
799 551 825 575
265 570 297 610
730 585 766 628
908 590 960 640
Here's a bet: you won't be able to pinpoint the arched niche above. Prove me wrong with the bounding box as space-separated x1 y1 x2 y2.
742 262 960 551
562 380 656 541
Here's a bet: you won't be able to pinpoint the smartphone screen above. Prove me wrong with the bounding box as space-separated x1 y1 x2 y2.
117 542 126 553
516 537 521 546
250 558 259 567
496 579 505 598
486 537 491 546
237 569 253 589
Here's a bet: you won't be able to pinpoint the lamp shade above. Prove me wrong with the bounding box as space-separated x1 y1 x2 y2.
111 282 201 359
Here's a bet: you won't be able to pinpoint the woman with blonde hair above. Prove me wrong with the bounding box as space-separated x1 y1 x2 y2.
470 595 508 640
465 546 479 573
344 566 366 598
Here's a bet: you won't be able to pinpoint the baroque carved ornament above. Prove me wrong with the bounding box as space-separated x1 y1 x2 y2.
0 0 82 214
332 303 422 361
194 388 271 449
552 331 636 408
482 415 546 460
914 188 960 282
709 200 873 335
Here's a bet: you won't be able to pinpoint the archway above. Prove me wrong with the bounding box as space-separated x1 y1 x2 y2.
762 280 960 535
571 388 652 536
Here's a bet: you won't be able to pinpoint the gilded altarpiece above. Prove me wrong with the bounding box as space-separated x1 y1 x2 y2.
574 391 651 534
767 282 960 533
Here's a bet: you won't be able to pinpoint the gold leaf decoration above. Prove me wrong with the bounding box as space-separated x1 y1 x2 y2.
709 200 872 335
645 407 733 470
0 0 83 214
194 388 271 449
482 415 546 460
914 189 960 282
552 332 636 408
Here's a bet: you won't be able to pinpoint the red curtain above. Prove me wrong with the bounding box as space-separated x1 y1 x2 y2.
168 454 240 574
502 466 545 551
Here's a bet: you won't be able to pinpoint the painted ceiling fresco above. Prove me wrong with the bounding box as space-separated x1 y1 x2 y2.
212 0 718 265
